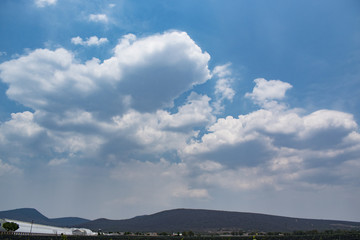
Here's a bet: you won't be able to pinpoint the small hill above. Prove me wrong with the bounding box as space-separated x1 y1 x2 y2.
49 217 91 227
0 208 48 224
0 208 90 227
78 208 360 233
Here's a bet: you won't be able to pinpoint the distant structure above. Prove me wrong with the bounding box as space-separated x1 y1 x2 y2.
0 218 95 236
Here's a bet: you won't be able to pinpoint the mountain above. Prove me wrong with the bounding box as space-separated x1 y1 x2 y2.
0 208 90 227
77 208 360 233
2 208 360 233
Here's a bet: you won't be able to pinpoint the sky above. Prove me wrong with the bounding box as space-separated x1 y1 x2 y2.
0 0 360 222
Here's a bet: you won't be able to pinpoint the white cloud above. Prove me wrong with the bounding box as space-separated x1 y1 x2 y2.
158 92 215 129
89 14 109 23
0 30 360 220
212 63 232 78
0 31 210 117
245 78 292 109
181 78 360 192
0 111 103 169
71 37 83 45
111 92 214 154
215 78 235 101
0 31 214 191
212 63 235 113
71 36 108 46
0 111 43 138
35 0 57 7
301 109 357 138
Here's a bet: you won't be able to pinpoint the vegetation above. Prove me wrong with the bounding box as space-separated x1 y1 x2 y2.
2 221 19 232
182 230 195 236
0 229 360 240
60 233 68 240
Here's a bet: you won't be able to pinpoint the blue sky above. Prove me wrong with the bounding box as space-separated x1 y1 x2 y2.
0 0 360 222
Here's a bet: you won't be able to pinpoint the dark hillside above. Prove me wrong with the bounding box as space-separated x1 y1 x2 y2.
0 208 90 227
0 208 49 225
1 208 359 233
78 208 360 233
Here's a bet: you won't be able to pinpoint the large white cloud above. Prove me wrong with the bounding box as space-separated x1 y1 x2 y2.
0 31 215 218
181 78 360 191
0 30 360 220
0 31 210 118
0 30 214 167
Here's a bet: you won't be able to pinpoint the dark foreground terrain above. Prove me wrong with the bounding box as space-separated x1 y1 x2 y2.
1 231 360 240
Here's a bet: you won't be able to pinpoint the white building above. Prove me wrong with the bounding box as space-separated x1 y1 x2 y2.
0 218 95 235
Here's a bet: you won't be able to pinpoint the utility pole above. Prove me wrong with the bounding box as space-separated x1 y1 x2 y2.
30 220 33 235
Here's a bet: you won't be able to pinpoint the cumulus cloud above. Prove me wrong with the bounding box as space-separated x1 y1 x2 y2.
35 0 57 7
245 78 292 109
109 92 214 156
0 31 210 118
89 14 109 23
0 111 43 138
0 30 359 219
0 30 214 181
71 36 108 46
0 111 51 162
181 78 360 191
0 110 105 168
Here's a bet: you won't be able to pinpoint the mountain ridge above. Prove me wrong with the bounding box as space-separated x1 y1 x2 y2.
77 208 360 233
0 208 90 227
1 208 360 233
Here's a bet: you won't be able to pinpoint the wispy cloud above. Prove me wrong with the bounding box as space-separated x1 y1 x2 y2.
212 63 235 113
48 158 68 166
71 36 108 46
34 0 57 8
89 14 109 23
0 159 22 176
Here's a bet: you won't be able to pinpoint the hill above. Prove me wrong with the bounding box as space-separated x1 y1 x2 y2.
1 208 360 233
77 208 360 233
0 208 90 227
